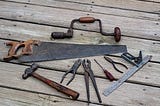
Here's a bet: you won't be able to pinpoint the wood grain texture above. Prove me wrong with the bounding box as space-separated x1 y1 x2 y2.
0 62 159 106
0 1 160 41
0 87 91 106
3 0 160 21
59 0 160 13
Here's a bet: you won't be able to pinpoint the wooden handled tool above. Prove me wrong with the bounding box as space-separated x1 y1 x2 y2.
94 59 115 81
22 63 80 100
3 40 39 61
51 17 121 42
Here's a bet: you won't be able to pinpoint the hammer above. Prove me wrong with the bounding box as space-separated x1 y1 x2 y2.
22 63 79 100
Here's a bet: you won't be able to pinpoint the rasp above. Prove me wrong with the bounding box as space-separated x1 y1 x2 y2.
3 40 127 62
103 55 152 96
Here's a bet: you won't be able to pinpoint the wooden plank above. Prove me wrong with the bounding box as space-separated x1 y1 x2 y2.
3 0 160 21
60 0 160 14
0 87 92 106
0 19 160 62
0 62 159 106
0 1 160 41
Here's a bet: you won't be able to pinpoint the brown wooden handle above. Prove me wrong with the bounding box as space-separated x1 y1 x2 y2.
3 41 22 60
104 70 115 81
21 40 39 55
3 40 39 61
114 27 121 42
79 17 96 23
32 73 79 100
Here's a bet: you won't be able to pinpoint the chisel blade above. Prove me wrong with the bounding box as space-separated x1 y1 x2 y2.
18 42 127 63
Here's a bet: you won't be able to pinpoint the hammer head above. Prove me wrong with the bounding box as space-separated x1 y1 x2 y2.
22 63 38 79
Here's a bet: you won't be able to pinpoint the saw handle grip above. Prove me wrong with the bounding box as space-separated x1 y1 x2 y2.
3 40 39 61
32 73 79 100
21 40 39 55
3 41 22 60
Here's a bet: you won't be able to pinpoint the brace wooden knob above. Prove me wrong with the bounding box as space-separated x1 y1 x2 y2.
114 27 121 42
79 17 96 23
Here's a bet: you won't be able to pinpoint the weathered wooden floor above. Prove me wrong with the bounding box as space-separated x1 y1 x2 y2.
0 0 160 106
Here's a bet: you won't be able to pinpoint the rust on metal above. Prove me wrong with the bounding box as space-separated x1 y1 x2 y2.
51 17 121 42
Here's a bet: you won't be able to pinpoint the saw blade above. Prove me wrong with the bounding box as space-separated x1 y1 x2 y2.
103 55 152 96
18 42 127 62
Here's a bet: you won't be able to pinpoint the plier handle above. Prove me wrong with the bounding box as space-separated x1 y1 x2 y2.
104 56 128 73
82 59 102 103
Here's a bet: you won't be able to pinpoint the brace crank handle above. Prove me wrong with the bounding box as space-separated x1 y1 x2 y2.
32 73 79 100
103 70 115 81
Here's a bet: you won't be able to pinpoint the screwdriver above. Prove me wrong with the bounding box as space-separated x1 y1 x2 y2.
94 59 115 81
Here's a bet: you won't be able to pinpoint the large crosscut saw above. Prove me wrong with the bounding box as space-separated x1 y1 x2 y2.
3 40 127 62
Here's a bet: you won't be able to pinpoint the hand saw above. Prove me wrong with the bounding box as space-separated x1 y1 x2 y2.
3 39 127 62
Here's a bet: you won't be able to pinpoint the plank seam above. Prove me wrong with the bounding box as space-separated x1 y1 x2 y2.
0 85 108 105
137 0 160 3
55 0 160 14
1 0 160 15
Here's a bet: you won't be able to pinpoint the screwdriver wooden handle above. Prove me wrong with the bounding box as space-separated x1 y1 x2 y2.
32 72 79 100
103 70 115 81
79 17 96 23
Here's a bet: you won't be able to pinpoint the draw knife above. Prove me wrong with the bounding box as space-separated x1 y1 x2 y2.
103 55 152 96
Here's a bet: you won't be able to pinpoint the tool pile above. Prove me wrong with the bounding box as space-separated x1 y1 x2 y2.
3 17 152 104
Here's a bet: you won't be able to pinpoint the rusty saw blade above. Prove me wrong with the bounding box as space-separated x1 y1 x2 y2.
4 40 127 62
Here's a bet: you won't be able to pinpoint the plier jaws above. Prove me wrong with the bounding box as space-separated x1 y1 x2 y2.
60 59 82 85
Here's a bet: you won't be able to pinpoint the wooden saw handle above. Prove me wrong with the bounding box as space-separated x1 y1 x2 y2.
3 41 23 60
3 40 39 61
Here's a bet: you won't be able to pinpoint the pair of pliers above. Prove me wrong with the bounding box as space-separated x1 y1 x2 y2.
82 59 102 104
60 59 82 85
104 56 128 73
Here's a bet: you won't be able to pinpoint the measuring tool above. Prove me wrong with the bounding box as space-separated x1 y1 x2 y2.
103 55 152 96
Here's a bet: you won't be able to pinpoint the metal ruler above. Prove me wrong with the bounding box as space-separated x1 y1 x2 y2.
103 55 152 96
